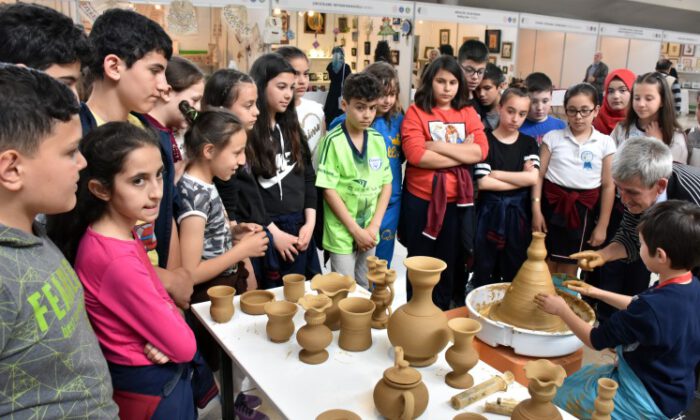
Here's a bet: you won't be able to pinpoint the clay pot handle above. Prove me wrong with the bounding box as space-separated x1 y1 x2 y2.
400 390 414 420
394 346 409 369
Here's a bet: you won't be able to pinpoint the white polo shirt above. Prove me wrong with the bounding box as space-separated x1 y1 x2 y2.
542 126 616 190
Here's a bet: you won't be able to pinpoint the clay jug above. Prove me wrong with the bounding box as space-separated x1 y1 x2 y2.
263 300 298 343
387 256 449 366
296 294 333 364
207 285 235 323
591 378 618 420
445 317 482 389
490 232 567 332
283 273 306 303
338 297 375 351
310 272 357 331
369 266 396 329
511 359 567 420
373 347 429 419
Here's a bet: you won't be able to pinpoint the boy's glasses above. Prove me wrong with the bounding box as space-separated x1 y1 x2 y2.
462 66 486 77
565 108 595 117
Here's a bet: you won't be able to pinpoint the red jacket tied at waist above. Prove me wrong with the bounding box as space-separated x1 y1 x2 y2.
423 166 474 239
543 180 600 230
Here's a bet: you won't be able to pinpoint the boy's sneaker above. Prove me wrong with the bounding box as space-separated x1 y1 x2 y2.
233 399 269 420
235 392 262 410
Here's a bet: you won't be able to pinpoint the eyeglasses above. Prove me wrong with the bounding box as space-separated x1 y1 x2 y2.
565 108 595 117
462 66 486 77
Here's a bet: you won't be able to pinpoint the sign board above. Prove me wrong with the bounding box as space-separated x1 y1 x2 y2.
663 30 700 45
414 3 517 27
519 13 598 35
273 0 412 18
599 23 663 41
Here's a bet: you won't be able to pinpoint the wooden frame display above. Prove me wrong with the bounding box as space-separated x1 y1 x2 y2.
501 42 513 59
668 43 681 57
485 29 501 53
304 12 326 34
439 29 450 46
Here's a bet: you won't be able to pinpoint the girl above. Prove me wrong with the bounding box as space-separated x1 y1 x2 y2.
248 53 320 287
400 55 488 310
329 62 405 266
611 72 688 163
532 83 616 278
592 69 635 135
49 122 216 418
177 109 269 371
324 46 351 127
472 88 539 288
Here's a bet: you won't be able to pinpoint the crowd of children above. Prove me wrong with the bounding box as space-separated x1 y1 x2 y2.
0 3 698 419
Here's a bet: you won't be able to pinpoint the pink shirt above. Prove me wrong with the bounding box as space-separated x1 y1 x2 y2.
75 227 195 365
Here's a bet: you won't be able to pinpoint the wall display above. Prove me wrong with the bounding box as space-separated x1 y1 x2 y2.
682 44 696 56
364 59 370 67
391 50 400 65
488 55 497 64
323 72 329 80
304 12 326 34
501 42 513 59
392 18 401 25
660 42 668 54
502 65 508 74
670 58 679 67
439 29 450 46
392 32 400 42
668 43 681 57
309 72 318 81
682 57 694 70
338 17 349 33
364 41 371 55
351 47 357 57
424 46 434 59
485 29 501 53
352 62 356 70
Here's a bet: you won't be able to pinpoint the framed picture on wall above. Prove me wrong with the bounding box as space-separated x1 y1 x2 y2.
485 29 501 53
304 12 326 34
488 55 497 64
668 43 681 57
439 29 450 46
338 17 349 33
390 50 400 65
501 65 508 75
351 62 356 70
669 58 679 68
660 42 668 54
424 46 434 59
364 41 371 55
363 59 370 67
501 42 513 59
351 47 357 57
682 44 696 56
682 57 694 70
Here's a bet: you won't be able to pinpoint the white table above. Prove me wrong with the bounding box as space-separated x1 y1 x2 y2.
191 285 576 419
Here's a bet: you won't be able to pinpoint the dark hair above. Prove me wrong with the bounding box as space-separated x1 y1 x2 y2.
623 72 682 147
0 3 93 70
438 44 454 57
525 72 554 93
638 200 700 270
655 59 672 73
415 55 470 114
458 39 488 64
202 69 255 110
365 61 402 119
166 56 204 92
47 122 160 263
0 64 79 155
483 63 505 86
89 8 172 79
248 53 305 178
564 83 598 108
276 46 308 63
182 107 245 159
499 87 530 107
342 73 383 102
374 41 392 63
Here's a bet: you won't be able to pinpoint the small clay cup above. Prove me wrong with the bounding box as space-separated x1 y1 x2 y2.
264 300 298 343
283 273 306 303
338 297 376 351
315 409 361 420
240 290 275 315
207 285 236 323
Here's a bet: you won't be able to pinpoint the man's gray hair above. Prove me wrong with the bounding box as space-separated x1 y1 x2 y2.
612 136 673 187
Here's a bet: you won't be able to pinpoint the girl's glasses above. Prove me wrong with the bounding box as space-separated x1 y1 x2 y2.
565 108 594 117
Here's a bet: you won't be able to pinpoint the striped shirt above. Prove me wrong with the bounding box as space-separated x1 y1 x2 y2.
614 163 700 260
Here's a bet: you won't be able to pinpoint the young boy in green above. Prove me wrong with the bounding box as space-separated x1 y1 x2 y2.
316 73 392 288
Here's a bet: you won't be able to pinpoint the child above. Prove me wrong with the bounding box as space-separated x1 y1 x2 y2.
686 91 700 167
592 69 635 135
316 72 393 288
53 122 216 418
536 200 700 420
329 62 405 266
519 72 566 144
0 65 117 419
248 53 320 287
0 3 92 97
656 59 682 115
476 63 505 131
177 109 268 371
472 88 539 288
611 72 688 163
400 55 488 309
532 83 616 278
457 39 489 103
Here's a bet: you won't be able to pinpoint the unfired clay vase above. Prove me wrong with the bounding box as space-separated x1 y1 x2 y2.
296 294 333 364
263 300 298 343
338 297 376 351
283 273 306 303
368 259 396 329
373 347 429 419
591 378 618 420
445 318 482 389
387 256 450 366
511 359 567 420
207 285 236 323
310 272 357 331
490 232 567 332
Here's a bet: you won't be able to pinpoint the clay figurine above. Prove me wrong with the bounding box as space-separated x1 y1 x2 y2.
310 272 357 330
373 346 429 419
511 359 567 420
296 294 333 364
445 318 482 389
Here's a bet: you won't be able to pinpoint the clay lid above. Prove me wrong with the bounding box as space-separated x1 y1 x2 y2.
384 347 421 385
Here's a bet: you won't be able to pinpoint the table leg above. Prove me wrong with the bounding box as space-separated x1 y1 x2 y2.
220 351 235 420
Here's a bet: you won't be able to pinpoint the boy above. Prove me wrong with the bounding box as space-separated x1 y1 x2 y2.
316 73 392 288
476 63 505 131
535 200 700 419
519 72 566 144
457 39 489 103
0 65 118 418
0 3 92 97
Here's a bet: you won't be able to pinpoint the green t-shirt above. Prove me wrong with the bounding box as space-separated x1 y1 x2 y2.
316 123 392 254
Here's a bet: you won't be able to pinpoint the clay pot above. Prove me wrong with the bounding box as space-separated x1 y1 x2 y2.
207 285 236 323
310 272 357 331
315 409 361 420
373 346 429 420
453 414 487 420
387 256 450 367
338 297 376 351
445 318 482 389
490 232 567 332
369 266 397 330
240 290 275 315
283 273 306 303
263 300 298 343
512 359 567 420
591 378 618 420
296 294 333 364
